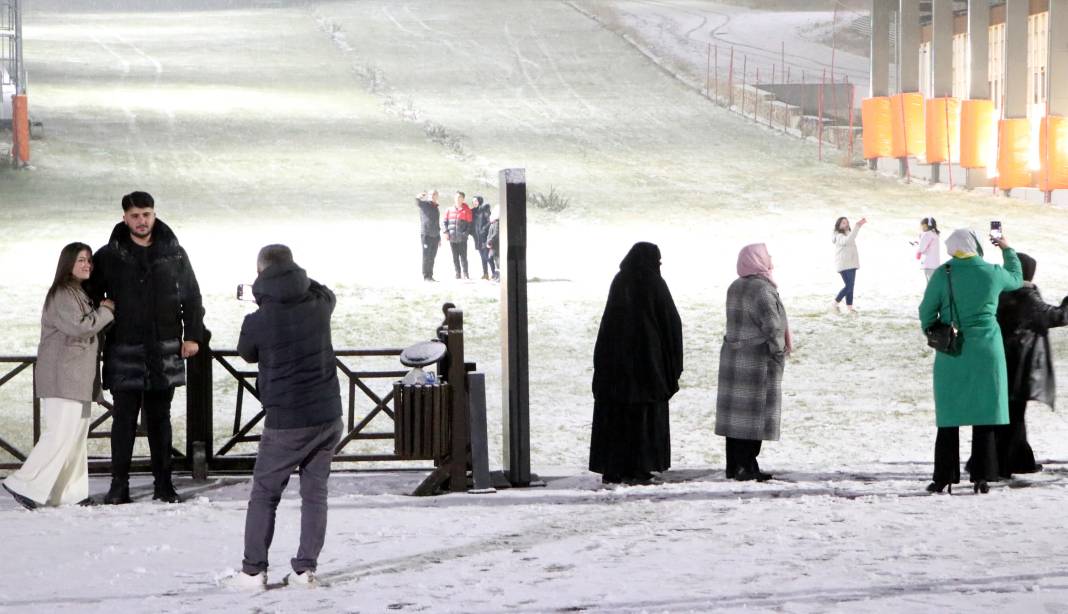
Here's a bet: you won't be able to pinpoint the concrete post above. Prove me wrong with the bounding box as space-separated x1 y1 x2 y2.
871 0 892 169
898 0 921 93
929 0 955 183
1003 0 1028 119
1047 3 1067 202
967 0 990 100
966 0 992 188
871 0 891 98
1049 2 1068 116
931 0 954 97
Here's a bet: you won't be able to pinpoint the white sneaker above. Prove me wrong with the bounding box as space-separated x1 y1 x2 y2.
284 570 319 588
222 570 267 591
830 301 841 314
846 305 858 315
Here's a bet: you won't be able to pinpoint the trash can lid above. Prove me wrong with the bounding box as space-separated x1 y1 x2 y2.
400 340 447 367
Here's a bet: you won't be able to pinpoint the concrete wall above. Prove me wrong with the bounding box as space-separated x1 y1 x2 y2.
758 83 855 124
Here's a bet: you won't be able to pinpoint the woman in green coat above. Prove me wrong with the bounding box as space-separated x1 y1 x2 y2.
919 229 1022 494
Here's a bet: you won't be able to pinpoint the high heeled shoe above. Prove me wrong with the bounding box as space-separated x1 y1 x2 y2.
973 481 989 494
925 481 952 494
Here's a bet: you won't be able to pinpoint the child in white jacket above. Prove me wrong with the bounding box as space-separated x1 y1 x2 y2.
916 217 942 281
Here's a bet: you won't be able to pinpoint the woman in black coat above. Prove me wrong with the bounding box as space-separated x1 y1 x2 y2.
995 252 1068 476
590 242 683 485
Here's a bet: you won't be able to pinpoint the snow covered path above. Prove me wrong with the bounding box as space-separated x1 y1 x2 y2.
3 1 1068 611
581 0 871 97
3 470 1068 613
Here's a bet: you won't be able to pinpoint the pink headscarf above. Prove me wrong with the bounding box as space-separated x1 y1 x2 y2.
737 243 776 286
736 243 792 353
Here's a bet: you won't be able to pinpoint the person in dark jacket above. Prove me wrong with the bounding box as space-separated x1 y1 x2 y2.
993 252 1068 476
471 196 496 280
442 191 473 279
91 191 205 504
231 244 343 590
416 190 440 281
590 242 683 485
487 211 500 282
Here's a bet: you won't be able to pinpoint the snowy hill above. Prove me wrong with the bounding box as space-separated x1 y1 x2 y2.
2 1 1068 611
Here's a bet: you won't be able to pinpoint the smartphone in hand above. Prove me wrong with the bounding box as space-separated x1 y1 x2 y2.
990 221 1002 244
237 284 255 302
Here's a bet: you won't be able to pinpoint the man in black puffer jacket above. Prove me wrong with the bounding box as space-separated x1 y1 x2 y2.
92 191 205 505
232 244 342 589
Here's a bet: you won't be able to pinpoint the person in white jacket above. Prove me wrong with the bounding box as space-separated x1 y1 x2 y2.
2 243 114 509
832 216 866 313
916 217 942 281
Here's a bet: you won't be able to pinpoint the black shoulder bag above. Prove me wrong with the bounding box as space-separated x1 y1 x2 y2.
925 263 962 355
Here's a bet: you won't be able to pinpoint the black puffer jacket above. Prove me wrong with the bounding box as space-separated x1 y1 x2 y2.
237 263 341 429
92 220 205 391
997 284 1068 407
472 202 492 250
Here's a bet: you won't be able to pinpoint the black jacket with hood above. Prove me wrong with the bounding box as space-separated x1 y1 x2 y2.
998 284 1068 407
237 262 341 429
91 219 205 392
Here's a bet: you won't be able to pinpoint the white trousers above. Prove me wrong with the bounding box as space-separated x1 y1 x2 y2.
3 398 91 506
924 268 937 281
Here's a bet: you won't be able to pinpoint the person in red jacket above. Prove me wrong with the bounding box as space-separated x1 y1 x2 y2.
442 191 473 279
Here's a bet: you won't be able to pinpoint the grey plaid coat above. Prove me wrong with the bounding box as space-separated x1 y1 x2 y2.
715 275 788 441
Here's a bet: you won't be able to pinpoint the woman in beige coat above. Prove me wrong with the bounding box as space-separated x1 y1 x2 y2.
2 243 114 509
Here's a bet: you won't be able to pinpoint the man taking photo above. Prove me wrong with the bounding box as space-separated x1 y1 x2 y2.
229 244 342 589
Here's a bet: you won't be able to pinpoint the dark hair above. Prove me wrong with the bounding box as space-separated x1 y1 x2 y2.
472 195 484 206
921 217 940 234
46 242 92 308
456 191 465 199
121 191 155 211
1017 252 1037 282
833 216 849 239
257 244 294 272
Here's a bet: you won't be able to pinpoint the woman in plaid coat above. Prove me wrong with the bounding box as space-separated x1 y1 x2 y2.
715 243 791 482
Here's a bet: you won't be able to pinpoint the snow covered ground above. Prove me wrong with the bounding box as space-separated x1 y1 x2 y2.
2 1 1068 611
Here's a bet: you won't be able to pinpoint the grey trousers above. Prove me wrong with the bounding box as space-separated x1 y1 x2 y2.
242 419 342 575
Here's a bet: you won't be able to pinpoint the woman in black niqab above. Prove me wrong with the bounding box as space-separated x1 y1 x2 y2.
590 242 683 485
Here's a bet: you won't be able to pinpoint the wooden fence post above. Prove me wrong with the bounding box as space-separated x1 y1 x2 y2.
185 330 213 480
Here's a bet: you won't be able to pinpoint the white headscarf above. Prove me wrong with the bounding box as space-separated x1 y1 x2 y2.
945 228 979 259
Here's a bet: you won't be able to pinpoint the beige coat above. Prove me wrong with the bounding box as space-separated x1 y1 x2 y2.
35 285 114 401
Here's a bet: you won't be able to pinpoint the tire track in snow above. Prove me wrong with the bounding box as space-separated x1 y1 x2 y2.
503 21 559 122
381 5 418 36
89 32 154 176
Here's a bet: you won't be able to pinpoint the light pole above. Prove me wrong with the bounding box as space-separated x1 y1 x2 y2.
13 0 22 94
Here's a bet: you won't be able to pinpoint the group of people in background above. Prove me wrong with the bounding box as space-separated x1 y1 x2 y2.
589 217 1068 493
416 190 499 282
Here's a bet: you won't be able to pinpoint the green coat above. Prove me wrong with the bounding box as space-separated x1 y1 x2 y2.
919 249 1022 427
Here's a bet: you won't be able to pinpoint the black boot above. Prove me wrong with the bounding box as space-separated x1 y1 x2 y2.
153 481 183 504
104 481 131 505
973 480 990 494
734 467 772 482
925 481 952 495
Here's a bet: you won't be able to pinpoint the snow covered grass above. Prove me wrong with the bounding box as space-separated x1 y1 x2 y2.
3 1 1068 610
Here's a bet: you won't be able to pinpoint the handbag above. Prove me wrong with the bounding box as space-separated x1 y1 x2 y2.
925 263 962 355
